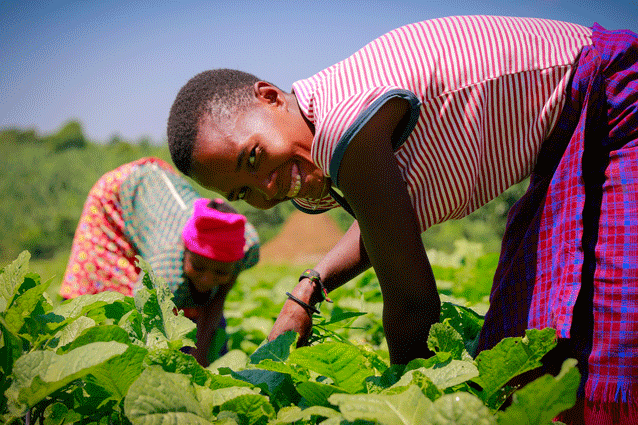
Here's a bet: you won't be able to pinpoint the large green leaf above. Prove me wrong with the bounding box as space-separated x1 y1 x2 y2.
57 323 132 353
85 344 148 401
252 358 310 383
427 322 467 360
210 349 250 373
288 342 374 393
296 381 347 407
144 347 213 387
0 251 30 313
53 316 96 349
124 366 214 424
134 258 196 349
330 386 496 425
270 405 341 424
383 370 443 401
219 393 275 425
118 308 145 344
51 291 129 320
3 274 52 339
473 328 557 402
208 386 260 407
403 360 479 390
207 373 256 391
249 330 297 364
5 341 129 417
498 359 580 425
44 292 133 338
231 368 299 407
428 392 496 425
439 302 484 337
439 302 484 357
329 385 432 425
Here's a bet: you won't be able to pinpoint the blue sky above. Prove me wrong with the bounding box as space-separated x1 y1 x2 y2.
2 0 637 144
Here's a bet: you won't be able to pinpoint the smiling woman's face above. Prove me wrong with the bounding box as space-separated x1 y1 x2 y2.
183 249 237 293
190 85 326 210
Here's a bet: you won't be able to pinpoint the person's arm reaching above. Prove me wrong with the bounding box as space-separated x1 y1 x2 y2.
192 279 234 367
267 219 371 345
338 97 439 365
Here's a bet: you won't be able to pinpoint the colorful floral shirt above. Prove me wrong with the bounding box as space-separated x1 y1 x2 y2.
61 157 259 308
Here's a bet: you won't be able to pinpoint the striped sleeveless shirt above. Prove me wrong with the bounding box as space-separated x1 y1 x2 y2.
292 15 593 231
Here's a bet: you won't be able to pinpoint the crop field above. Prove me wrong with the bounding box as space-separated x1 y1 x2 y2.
1 245 579 425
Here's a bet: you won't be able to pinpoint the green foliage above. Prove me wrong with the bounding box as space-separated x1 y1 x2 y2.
44 121 87 152
1 253 580 424
0 253 196 424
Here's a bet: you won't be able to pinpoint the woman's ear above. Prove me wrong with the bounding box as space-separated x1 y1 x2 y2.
254 81 285 106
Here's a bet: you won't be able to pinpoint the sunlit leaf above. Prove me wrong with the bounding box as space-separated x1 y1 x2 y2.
288 342 374 393
473 328 557 403
249 330 297 364
124 366 214 424
6 341 129 417
498 359 580 425
0 251 30 313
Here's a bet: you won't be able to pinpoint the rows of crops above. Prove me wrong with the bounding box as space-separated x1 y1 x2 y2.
1 251 578 424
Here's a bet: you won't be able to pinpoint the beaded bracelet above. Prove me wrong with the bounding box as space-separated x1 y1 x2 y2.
285 292 320 315
299 269 333 303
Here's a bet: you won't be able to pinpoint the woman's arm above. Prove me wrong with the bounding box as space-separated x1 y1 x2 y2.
192 280 234 367
338 97 439 365
267 219 371 345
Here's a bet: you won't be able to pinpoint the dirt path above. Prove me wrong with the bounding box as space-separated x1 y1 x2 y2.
259 210 345 265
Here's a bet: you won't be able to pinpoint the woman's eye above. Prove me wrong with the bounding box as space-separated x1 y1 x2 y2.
248 147 257 167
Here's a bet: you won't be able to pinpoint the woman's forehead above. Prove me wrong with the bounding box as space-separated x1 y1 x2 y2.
195 115 239 162
191 127 240 193
193 136 236 169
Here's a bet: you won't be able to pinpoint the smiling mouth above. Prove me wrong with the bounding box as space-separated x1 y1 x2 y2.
286 163 301 198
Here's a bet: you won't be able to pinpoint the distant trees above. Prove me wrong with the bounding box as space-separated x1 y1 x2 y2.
0 122 166 260
48 120 88 152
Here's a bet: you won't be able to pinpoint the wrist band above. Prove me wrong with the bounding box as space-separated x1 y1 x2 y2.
285 292 320 315
299 269 333 303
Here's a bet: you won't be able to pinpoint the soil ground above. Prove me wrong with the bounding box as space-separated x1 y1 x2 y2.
259 210 345 265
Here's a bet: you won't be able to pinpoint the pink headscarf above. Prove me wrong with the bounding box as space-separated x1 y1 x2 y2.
182 198 246 262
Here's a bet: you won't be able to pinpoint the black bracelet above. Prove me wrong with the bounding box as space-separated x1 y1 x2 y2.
299 269 333 303
285 292 320 315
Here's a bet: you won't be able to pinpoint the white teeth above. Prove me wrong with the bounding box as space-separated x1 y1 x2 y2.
287 164 302 198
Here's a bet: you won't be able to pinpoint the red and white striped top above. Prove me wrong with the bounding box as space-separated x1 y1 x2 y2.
292 15 592 231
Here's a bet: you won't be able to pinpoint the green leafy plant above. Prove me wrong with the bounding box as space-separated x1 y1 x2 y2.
1 252 579 424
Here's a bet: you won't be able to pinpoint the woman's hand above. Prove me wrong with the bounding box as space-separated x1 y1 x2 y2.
268 221 371 346
268 279 318 346
268 298 314 346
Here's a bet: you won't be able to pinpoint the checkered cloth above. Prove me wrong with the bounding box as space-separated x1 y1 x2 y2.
477 22 638 410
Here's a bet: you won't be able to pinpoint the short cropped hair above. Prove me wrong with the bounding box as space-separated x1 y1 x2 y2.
167 69 260 175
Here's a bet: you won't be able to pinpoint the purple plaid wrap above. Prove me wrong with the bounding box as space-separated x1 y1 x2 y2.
477 22 638 408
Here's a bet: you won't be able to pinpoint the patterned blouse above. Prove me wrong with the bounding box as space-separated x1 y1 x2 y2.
61 157 260 308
